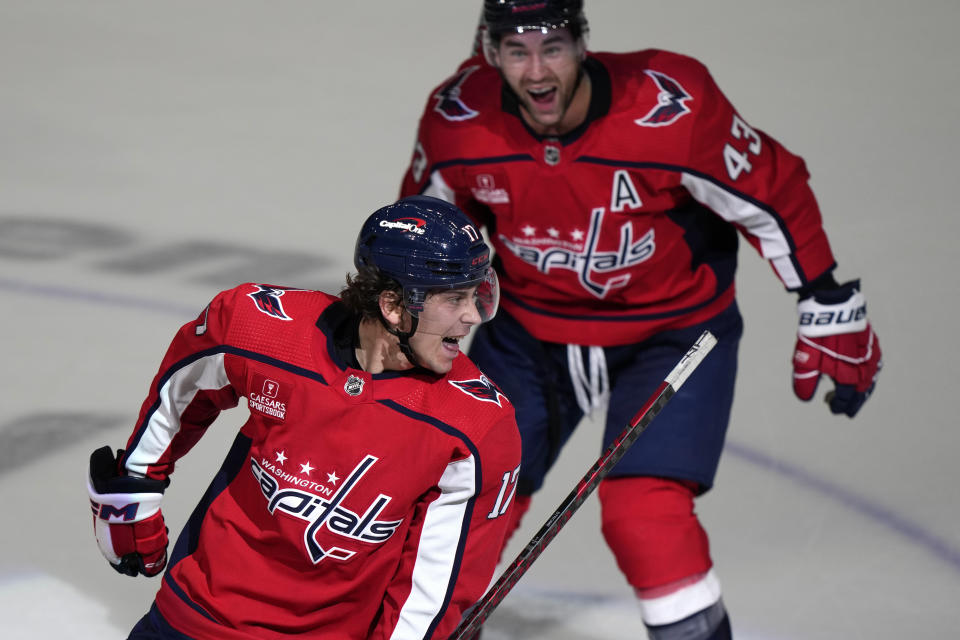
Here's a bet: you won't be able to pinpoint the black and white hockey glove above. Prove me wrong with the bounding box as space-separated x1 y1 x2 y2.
87 446 169 577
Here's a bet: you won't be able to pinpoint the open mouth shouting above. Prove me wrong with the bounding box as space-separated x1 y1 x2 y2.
528 86 557 105
441 336 464 355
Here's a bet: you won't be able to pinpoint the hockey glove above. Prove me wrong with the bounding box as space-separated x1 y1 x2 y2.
87 446 169 577
792 279 882 417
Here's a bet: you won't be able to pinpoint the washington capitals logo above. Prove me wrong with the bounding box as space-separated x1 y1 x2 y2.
251 455 403 564
434 65 480 121
635 70 692 127
450 375 507 407
247 284 294 321
499 208 655 299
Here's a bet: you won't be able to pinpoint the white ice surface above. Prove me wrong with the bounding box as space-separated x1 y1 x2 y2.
2 1 959 638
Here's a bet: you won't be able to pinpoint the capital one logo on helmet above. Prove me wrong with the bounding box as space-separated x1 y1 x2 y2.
379 218 426 235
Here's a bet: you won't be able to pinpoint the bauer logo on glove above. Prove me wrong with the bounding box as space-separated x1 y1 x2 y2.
798 298 867 332
792 279 882 418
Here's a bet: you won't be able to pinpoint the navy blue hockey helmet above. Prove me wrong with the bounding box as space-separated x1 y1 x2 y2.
483 0 588 41
354 195 499 322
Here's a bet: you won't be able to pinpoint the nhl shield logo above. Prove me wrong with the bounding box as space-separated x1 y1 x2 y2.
344 375 365 396
544 144 561 166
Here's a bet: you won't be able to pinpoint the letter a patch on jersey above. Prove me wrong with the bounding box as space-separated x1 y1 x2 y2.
635 70 692 127
449 375 507 407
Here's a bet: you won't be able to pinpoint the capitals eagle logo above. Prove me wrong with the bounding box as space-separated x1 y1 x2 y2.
449 375 507 407
247 284 298 321
434 66 480 122
635 70 692 127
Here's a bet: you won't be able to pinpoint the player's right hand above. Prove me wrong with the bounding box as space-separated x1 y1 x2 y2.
87 446 169 577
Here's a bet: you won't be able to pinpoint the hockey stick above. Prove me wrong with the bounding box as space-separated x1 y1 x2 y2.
449 330 718 640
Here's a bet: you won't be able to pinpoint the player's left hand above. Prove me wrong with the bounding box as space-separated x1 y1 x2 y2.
792 280 882 417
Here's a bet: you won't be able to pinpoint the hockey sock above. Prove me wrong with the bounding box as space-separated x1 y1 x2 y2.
599 476 727 628
599 477 712 590
645 599 731 640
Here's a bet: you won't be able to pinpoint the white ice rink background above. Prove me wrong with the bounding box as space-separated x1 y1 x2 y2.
1 2 959 638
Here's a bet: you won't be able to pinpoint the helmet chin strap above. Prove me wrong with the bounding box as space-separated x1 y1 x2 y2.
379 314 421 368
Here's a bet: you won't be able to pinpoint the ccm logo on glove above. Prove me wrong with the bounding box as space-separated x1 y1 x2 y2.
87 446 170 577
91 500 144 522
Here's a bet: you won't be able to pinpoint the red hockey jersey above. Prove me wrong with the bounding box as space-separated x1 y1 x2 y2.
119 283 521 639
400 50 836 346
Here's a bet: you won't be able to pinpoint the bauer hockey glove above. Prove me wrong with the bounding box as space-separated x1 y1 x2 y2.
87 446 169 577
792 279 882 417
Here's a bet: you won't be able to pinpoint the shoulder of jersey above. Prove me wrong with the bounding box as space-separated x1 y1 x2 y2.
214 283 337 360
434 353 514 427
421 55 505 129
593 48 711 115
218 282 335 320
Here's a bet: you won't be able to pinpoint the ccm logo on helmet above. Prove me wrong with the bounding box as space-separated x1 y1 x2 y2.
379 218 426 235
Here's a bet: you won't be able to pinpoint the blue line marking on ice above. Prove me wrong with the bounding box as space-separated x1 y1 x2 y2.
0 277 198 318
724 440 960 574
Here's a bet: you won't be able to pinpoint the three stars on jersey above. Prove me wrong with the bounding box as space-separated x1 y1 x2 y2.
273 449 340 485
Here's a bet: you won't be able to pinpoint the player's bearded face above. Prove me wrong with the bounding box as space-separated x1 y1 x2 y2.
406 286 483 374
494 28 584 135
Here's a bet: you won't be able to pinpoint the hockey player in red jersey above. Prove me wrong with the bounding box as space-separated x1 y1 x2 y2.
86 196 522 640
399 2 883 638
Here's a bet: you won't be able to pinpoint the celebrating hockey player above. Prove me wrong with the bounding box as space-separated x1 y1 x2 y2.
86 196 522 639
399 2 883 638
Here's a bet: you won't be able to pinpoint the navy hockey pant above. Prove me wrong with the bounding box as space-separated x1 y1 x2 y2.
468 302 743 496
128 603 193 639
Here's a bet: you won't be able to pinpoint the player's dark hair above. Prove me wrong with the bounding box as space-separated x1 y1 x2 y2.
339 265 403 320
